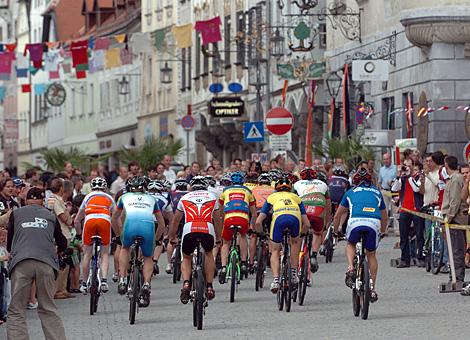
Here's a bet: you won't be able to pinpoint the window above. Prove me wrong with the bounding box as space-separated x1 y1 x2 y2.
402 92 413 138
187 47 191 90
236 11 246 67
224 15 231 67
247 9 254 65
181 48 186 91
195 35 201 76
203 45 209 75
159 115 168 137
80 86 85 115
99 83 105 112
146 56 152 94
382 96 395 130
89 83 94 113
319 23 327 48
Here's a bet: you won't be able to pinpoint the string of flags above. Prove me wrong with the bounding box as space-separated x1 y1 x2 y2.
389 105 470 117
0 16 223 99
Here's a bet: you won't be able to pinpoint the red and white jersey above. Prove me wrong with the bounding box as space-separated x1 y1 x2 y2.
177 190 219 234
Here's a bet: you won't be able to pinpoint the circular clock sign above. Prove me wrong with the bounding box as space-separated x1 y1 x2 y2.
46 83 66 107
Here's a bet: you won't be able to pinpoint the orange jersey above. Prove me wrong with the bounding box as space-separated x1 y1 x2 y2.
252 185 275 210
80 191 116 218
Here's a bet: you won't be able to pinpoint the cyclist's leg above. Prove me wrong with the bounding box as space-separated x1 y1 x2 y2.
118 222 134 281
363 225 380 286
81 219 95 284
249 232 257 267
220 220 233 267
180 223 195 283
288 216 301 270
269 217 284 278
97 219 112 279
164 212 174 266
140 222 156 284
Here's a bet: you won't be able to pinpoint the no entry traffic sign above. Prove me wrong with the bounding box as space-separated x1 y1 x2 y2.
266 107 293 135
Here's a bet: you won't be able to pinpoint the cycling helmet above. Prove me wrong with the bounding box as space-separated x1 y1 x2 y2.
174 179 188 191
332 165 347 177
286 172 299 184
352 168 372 187
190 176 209 191
90 177 107 190
275 175 292 192
316 171 328 184
13 178 25 187
300 167 316 181
220 173 232 186
230 171 245 185
269 169 282 181
127 176 146 192
204 175 216 187
162 179 172 190
147 180 165 192
257 173 272 185
246 171 259 183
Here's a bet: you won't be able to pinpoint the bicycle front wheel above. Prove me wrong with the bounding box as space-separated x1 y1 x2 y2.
431 232 444 275
196 268 205 330
173 249 181 284
230 253 237 303
255 244 264 291
285 259 292 312
360 260 370 320
299 254 309 306
129 266 140 325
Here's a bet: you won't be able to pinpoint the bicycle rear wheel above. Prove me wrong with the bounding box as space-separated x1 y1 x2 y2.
129 265 140 325
230 253 237 303
192 270 197 327
173 248 181 284
431 232 444 275
255 243 264 291
89 262 98 316
299 254 309 306
196 267 205 330
360 259 370 320
285 260 292 312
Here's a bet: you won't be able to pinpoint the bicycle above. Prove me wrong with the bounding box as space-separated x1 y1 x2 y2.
171 235 182 284
297 232 312 306
190 238 207 330
88 235 102 316
421 204 444 274
226 225 242 303
351 231 382 320
128 236 144 325
323 222 336 263
253 231 269 291
278 228 295 312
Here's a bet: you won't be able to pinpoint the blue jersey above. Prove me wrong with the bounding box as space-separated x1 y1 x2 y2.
340 184 385 220
328 175 350 204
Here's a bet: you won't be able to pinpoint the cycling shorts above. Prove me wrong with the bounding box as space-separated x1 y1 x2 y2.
305 205 325 222
181 232 215 256
82 215 111 246
222 216 249 242
270 214 300 243
121 220 155 257
346 217 380 251
309 216 324 234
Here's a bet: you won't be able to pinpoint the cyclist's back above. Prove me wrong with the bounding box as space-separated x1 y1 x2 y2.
328 175 350 206
294 177 329 232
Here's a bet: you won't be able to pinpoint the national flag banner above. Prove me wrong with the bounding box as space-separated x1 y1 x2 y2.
342 64 351 135
172 23 193 49
355 102 366 125
281 80 288 107
195 16 222 45
406 93 413 138
328 97 336 138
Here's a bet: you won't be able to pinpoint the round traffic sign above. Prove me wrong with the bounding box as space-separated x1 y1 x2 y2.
181 115 195 131
464 140 470 162
265 107 293 135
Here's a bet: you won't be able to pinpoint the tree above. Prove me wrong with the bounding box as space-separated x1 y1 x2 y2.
312 136 374 171
118 137 183 171
39 147 93 173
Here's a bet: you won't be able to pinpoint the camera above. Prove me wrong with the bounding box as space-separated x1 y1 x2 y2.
401 166 407 172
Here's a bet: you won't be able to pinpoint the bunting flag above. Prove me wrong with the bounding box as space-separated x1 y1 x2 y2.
49 69 60 79
44 51 60 72
281 80 288 107
34 84 47 95
24 43 44 68
406 93 413 138
195 16 222 45
115 34 126 44
94 37 111 50
120 47 133 65
0 52 13 74
76 70 86 79
70 40 89 67
342 64 351 135
105 48 121 69
172 24 193 49
21 84 31 93
130 32 152 54
153 28 166 51
5 43 16 52
0 86 6 101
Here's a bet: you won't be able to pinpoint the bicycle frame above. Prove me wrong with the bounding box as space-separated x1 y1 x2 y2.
298 233 312 276
226 227 241 282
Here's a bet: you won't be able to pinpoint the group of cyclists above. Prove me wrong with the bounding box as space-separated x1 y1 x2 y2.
74 160 388 315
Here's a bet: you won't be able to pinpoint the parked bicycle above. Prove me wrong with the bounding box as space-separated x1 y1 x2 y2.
88 235 102 316
190 238 207 330
421 204 444 274
226 225 242 303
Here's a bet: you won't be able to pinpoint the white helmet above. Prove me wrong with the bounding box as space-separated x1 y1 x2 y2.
147 180 165 192
90 177 107 190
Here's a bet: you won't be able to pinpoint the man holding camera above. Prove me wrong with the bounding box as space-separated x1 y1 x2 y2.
391 159 425 268
6 187 67 340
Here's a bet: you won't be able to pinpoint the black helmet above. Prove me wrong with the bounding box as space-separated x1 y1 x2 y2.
352 168 372 187
275 175 292 192
332 165 347 177
190 176 209 191
257 173 272 185
127 176 146 192
316 171 328 184
174 179 188 191
204 175 216 187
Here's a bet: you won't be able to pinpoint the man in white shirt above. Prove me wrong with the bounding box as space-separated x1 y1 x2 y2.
162 155 176 183
110 166 129 196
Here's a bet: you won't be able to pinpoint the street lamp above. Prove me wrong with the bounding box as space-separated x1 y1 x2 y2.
160 62 173 84
270 28 285 58
118 76 130 96
325 71 342 98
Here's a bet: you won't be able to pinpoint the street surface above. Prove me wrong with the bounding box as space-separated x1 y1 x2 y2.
1 236 468 340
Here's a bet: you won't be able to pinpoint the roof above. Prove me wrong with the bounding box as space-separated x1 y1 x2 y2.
53 0 86 41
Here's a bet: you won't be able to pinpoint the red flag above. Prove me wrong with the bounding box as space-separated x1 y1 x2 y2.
328 97 336 138
305 80 315 166
342 64 351 135
21 84 31 93
406 93 413 138
281 80 288 107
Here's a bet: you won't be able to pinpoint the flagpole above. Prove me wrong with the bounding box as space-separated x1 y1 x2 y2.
305 80 315 166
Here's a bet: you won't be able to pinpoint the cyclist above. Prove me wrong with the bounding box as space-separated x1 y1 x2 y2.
74 177 115 294
328 165 350 233
170 179 190 210
169 176 222 303
111 176 166 307
249 173 274 273
255 175 310 293
333 168 388 302
218 171 257 283
148 180 175 275
244 171 259 191
294 168 332 273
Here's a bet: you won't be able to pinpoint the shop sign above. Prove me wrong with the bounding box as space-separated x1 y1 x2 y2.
208 96 245 118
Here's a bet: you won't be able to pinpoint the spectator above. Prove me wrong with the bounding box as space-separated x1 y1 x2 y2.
147 165 158 180
285 160 296 173
378 153 398 234
186 162 201 182
269 159 277 170
13 179 28 207
233 158 242 170
25 168 40 184
211 159 223 176
48 179 75 300
312 159 325 172
460 164 470 270
367 159 377 184
0 227 9 324
162 155 177 183
240 160 249 172
6 187 67 339
0 179 19 213
403 148 413 162
441 156 468 285
110 166 129 196
206 166 216 177
391 159 425 268
183 165 191 178
297 159 306 172
156 163 166 179
262 162 270 172
128 161 140 177
63 162 73 179
71 175 84 198
81 168 99 195
274 154 285 170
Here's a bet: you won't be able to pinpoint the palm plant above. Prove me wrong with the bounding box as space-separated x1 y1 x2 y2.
312 135 374 171
40 147 93 172
118 137 184 171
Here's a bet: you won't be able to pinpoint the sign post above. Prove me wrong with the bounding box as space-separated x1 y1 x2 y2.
181 105 194 165
243 122 265 143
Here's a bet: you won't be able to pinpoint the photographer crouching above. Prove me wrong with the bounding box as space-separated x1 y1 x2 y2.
6 187 67 340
